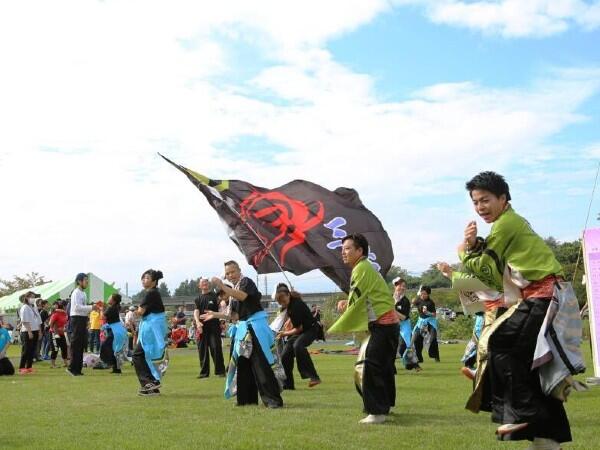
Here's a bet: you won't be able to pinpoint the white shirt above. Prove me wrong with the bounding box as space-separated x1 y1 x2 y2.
19 304 42 331
70 288 92 317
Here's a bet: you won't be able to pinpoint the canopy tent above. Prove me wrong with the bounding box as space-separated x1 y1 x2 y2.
0 273 124 312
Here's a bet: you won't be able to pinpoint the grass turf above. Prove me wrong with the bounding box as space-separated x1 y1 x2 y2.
1 342 598 449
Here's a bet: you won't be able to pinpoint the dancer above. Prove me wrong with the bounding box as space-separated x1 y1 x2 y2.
412 286 440 363
392 277 419 371
100 294 128 374
213 260 283 408
133 269 168 397
274 283 321 389
329 234 399 424
459 171 584 449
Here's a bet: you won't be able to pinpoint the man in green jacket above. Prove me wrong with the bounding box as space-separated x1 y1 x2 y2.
459 171 570 449
329 233 399 425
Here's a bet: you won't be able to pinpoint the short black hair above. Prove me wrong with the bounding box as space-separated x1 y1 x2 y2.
224 260 240 269
421 285 432 295
342 233 369 258
111 293 122 304
465 171 511 201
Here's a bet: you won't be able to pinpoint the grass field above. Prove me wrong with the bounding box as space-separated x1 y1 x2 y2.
1 341 598 450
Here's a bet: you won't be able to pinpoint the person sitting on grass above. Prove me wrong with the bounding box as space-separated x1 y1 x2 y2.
0 312 15 376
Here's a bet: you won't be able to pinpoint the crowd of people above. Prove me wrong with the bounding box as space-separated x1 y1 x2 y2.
0 171 587 449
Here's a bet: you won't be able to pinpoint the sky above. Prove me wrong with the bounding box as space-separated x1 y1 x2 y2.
1 0 600 296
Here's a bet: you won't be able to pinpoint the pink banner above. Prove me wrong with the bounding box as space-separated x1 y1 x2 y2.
583 228 600 377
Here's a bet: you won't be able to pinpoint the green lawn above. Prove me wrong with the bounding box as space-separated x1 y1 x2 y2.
1 342 598 449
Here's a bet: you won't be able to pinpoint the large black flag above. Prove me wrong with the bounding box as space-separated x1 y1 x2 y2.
160 154 393 293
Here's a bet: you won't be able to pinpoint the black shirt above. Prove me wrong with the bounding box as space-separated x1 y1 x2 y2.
287 296 315 332
195 292 220 330
232 277 262 321
39 309 49 329
140 288 165 317
395 296 411 319
104 305 120 324
415 298 436 319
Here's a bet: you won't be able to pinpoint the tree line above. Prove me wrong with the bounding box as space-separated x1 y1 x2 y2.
0 237 587 307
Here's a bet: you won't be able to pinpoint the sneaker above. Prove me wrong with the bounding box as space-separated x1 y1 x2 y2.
197 374 209 379
496 423 529 436
308 379 321 388
65 368 76 376
26 368 34 374
461 367 476 381
139 382 161 393
359 414 386 425
138 389 160 397
18 368 29 375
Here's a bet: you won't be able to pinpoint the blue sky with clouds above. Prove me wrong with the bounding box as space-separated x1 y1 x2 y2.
1 1 600 295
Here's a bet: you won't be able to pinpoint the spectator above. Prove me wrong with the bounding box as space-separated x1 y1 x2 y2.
67 273 94 376
88 302 102 353
194 278 225 379
125 305 138 357
18 291 42 374
311 304 325 342
48 300 69 369
36 299 50 361
174 306 187 327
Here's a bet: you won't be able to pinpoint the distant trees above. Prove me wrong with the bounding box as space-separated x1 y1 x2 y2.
173 278 200 297
0 272 49 297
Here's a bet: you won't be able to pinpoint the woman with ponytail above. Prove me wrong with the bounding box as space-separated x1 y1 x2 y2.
133 269 167 396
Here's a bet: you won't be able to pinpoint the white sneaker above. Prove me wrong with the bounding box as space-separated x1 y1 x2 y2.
359 414 386 425
526 438 561 450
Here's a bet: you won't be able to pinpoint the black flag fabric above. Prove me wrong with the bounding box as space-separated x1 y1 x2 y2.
160 154 394 293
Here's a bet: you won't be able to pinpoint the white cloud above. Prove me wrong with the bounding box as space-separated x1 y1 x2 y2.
397 0 600 37
0 1 599 294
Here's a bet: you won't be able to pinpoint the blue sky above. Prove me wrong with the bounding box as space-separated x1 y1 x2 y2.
1 1 599 295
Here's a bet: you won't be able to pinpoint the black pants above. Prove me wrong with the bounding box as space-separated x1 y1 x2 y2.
100 333 117 368
69 316 88 375
236 327 283 407
198 326 225 376
281 326 319 389
362 323 398 415
488 298 571 443
50 335 68 361
413 325 439 362
0 356 15 375
133 342 157 387
19 331 39 369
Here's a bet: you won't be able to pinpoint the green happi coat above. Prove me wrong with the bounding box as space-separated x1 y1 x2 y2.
328 258 395 333
459 205 563 298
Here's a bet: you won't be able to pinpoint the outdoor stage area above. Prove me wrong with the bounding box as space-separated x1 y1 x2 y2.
1 342 597 449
